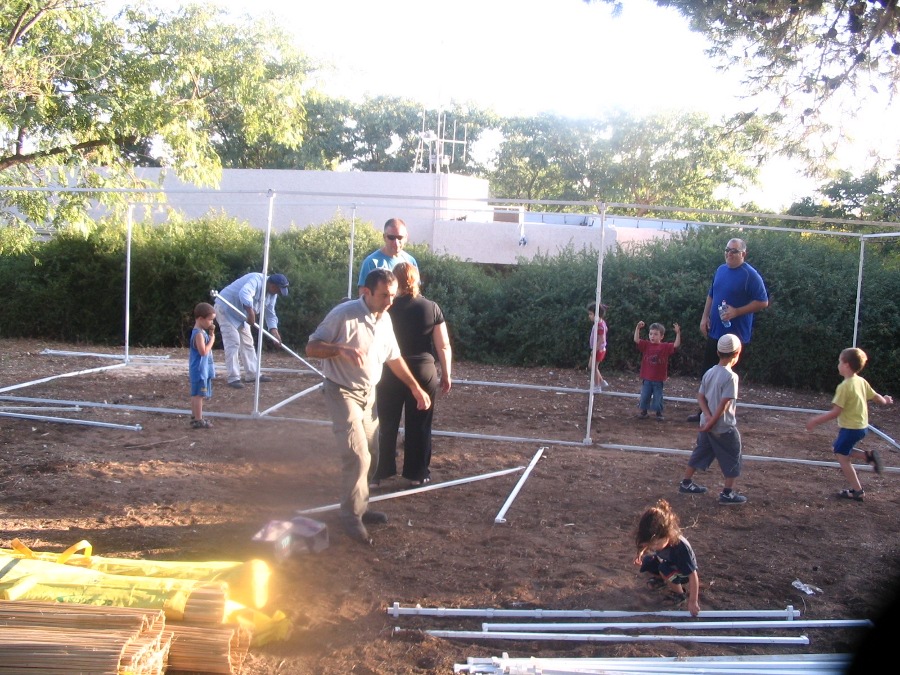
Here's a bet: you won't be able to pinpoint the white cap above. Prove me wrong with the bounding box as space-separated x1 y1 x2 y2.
717 334 741 354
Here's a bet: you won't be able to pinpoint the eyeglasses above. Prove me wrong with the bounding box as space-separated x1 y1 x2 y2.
385 234 405 241
724 248 744 254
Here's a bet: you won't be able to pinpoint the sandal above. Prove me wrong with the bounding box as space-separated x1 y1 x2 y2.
190 418 212 429
838 488 865 502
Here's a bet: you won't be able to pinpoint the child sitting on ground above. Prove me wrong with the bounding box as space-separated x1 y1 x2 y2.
634 321 681 421
587 302 609 391
634 498 700 616
189 302 217 429
806 347 893 501
679 333 747 504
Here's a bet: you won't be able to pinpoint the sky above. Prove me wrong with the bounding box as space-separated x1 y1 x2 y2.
142 0 899 211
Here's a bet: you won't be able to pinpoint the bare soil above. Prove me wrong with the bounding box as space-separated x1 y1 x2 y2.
1 338 898 673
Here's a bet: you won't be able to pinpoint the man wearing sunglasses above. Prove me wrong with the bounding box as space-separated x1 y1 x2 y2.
687 238 768 423
357 218 418 291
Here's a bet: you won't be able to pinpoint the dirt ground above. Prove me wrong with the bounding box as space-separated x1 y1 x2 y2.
1 337 898 673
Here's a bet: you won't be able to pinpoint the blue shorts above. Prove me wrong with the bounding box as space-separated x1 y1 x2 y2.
191 378 212 398
833 428 867 456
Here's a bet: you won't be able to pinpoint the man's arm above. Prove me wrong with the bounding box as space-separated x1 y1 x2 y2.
699 295 712 337
723 299 769 322
385 357 432 410
433 322 452 394
306 339 365 367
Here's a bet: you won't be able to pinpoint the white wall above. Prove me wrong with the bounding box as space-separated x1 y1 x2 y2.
130 168 671 263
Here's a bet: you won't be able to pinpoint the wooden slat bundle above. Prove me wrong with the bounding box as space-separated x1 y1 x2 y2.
168 623 252 674
0 600 251 674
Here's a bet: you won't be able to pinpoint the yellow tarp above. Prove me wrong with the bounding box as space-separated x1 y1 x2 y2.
0 539 291 646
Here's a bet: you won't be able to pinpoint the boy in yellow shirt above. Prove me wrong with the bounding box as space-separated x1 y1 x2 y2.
806 347 893 501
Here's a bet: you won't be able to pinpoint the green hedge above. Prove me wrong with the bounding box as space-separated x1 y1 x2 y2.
1 217 897 393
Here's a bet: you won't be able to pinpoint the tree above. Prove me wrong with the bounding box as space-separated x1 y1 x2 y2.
591 1 900 164
0 1 312 230
787 165 900 222
487 110 765 213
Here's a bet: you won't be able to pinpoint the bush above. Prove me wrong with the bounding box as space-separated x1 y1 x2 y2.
2 217 898 393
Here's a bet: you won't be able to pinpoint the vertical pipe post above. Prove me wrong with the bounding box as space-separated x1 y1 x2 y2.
853 237 865 347
348 205 357 299
124 204 134 364
252 189 277 417
584 203 607 444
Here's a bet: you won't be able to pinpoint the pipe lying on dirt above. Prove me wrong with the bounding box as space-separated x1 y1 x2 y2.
494 447 545 524
0 411 141 431
0 363 128 395
481 618 871 632
600 443 899 473
296 467 527 516
388 603 801 620
41 349 170 361
402 627 810 645
454 652 852 674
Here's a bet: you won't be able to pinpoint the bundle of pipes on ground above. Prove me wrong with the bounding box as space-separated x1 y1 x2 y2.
454 652 853 674
390 603 870 662
0 600 251 674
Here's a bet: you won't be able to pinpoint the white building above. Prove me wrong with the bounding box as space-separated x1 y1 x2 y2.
136 169 672 264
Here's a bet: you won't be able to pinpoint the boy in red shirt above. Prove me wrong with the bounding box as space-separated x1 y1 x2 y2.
634 321 681 421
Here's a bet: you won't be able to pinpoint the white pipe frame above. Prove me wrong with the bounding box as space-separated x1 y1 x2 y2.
3 186 898 450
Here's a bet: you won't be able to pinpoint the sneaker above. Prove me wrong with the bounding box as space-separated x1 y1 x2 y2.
838 488 865 502
638 411 648 419
227 380 244 389
408 477 432 487
686 412 701 423
679 481 708 494
361 510 388 525
866 449 884 475
719 490 748 505
656 413 665 422
257 375 273 383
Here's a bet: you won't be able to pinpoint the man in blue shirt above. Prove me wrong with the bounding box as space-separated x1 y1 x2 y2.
215 272 289 389
687 239 768 422
357 218 418 291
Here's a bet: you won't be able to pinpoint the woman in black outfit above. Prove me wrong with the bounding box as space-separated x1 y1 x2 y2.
373 262 452 486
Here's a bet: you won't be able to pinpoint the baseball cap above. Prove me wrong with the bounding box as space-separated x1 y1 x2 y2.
268 273 289 296
717 333 741 354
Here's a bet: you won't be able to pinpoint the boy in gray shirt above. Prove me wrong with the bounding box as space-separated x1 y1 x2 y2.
679 333 747 505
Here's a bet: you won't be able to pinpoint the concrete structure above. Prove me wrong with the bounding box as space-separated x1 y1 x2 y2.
133 168 673 264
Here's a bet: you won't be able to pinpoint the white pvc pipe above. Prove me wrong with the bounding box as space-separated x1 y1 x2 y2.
494 447 545 523
124 204 133 363
481 619 871 632
259 382 323 416
41 349 170 361
210 289 323 376
414 628 809 645
0 411 141 431
460 653 852 675
387 603 800 619
296 466 526 515
600 442 899 474
432 430 586 447
0 363 128 394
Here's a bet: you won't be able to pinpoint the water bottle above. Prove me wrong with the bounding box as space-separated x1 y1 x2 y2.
718 300 731 328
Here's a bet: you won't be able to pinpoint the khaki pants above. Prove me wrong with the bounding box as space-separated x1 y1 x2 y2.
322 379 379 519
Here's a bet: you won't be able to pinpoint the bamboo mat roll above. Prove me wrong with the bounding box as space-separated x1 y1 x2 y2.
168 623 252 674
